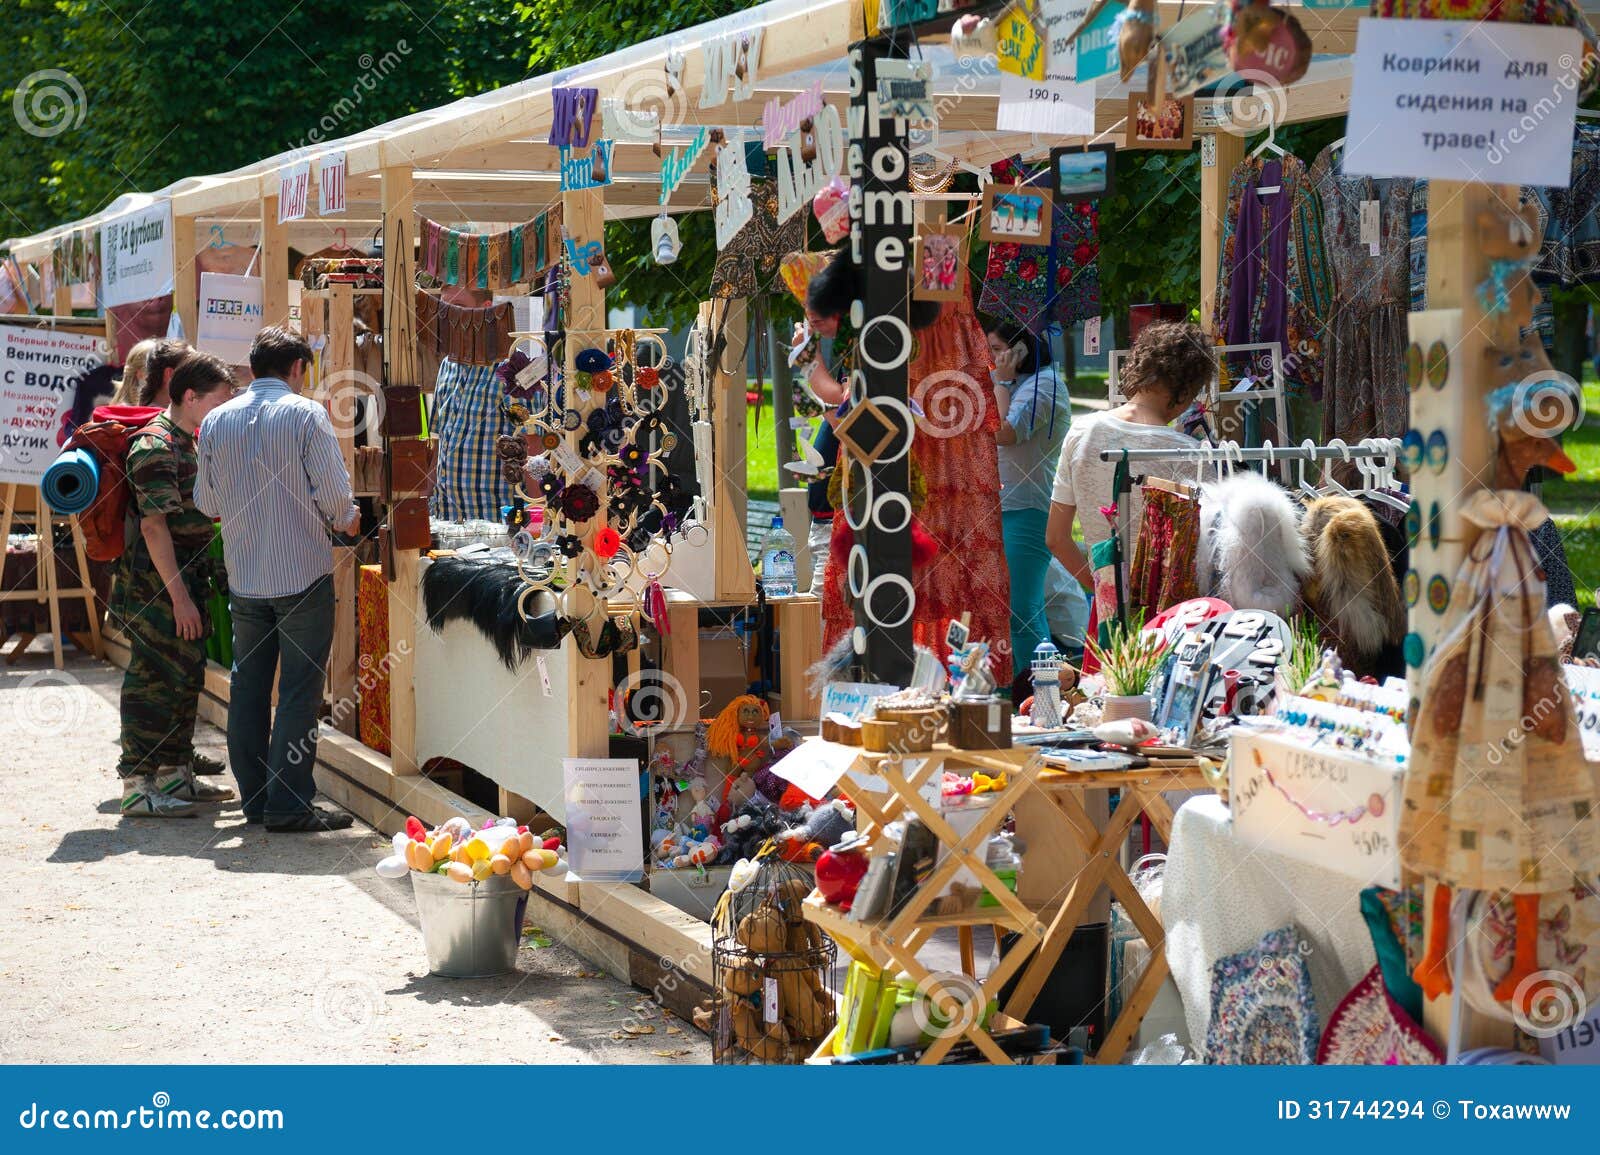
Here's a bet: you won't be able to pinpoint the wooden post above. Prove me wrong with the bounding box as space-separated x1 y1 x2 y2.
711 297 756 601
1199 131 1246 334
1415 180 1515 1053
563 182 611 760
260 195 290 332
381 167 421 775
173 214 198 342
52 280 71 319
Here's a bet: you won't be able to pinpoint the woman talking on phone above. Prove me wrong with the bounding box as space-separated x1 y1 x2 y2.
984 316 1070 692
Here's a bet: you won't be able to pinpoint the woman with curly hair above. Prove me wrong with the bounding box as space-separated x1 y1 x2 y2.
1046 321 1211 651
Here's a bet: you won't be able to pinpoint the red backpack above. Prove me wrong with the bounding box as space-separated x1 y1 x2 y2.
63 404 163 562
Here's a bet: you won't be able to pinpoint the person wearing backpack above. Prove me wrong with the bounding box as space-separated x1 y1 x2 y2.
115 351 238 817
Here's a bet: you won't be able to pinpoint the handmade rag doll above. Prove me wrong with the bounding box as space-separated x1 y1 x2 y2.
1197 472 1307 619
1402 490 1600 1013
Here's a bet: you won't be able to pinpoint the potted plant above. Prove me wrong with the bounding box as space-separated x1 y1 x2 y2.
1277 616 1331 703
1087 612 1167 723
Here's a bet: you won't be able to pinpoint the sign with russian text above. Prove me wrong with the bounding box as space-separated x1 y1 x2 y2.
0 325 103 485
1073 1 1124 83
278 160 311 223
1344 18 1581 188
999 1 1095 134
99 201 173 309
318 152 347 215
561 757 643 882
197 272 263 367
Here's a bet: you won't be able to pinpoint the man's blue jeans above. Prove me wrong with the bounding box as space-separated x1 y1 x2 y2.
228 576 334 822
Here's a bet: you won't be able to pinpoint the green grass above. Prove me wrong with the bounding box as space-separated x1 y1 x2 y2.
746 383 780 505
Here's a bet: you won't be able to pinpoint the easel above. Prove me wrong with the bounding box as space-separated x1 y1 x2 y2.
0 483 103 668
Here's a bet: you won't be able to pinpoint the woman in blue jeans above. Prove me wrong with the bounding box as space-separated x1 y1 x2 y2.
984 318 1075 692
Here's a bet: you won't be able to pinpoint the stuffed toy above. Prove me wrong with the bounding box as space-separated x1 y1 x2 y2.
776 799 856 863
717 802 785 865
1197 471 1308 619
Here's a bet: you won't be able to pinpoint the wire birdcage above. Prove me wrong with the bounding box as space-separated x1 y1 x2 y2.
708 843 835 1064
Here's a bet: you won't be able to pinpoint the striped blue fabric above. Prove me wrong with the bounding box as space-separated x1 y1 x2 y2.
429 357 513 521
195 379 355 600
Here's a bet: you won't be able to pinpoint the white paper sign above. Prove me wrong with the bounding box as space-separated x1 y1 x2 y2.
197 272 263 367
0 325 103 485
1229 729 1405 889
99 201 173 309
819 681 900 719
1344 18 1581 188
278 160 311 223
768 739 861 801
998 0 1095 135
318 152 347 215
562 757 644 882
1084 316 1102 356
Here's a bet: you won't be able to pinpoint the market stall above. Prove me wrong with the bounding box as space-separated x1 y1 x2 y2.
8 0 1600 1067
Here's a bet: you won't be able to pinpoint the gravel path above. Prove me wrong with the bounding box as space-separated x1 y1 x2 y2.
0 646 708 1065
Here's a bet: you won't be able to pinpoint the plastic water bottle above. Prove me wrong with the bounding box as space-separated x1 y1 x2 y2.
760 515 797 598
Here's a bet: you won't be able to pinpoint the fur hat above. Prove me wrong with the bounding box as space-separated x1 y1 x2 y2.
1300 495 1405 668
1197 472 1307 619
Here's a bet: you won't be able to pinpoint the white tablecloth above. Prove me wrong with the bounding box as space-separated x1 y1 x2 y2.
1163 795 1376 1057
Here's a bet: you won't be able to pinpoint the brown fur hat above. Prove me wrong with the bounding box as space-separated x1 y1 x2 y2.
1300 496 1405 666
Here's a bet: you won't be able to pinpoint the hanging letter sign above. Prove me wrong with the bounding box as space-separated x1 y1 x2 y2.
549 87 598 148
601 97 657 144
659 127 710 206
700 28 763 108
560 140 614 192
318 152 347 216
775 105 845 224
714 131 754 249
277 160 311 223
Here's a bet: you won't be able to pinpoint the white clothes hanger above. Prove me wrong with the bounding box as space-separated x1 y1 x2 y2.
1358 438 1410 512
1320 439 1356 497
1296 439 1321 497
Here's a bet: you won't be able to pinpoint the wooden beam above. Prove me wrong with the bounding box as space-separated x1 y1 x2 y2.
260 195 290 331
381 166 421 775
1199 131 1246 333
562 180 612 760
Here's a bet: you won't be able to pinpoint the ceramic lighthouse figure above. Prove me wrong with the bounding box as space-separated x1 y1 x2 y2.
1030 641 1064 729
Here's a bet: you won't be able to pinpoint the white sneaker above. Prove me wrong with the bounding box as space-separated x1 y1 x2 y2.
156 766 236 804
121 776 197 818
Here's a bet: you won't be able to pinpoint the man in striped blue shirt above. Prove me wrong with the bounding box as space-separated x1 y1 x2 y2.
196 327 360 833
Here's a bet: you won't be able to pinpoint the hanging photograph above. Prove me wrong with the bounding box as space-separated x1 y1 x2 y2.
1050 144 1115 200
912 221 968 302
1125 93 1194 150
979 183 1053 244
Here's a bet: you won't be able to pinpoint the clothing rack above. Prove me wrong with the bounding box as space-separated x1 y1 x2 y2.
1098 438 1401 464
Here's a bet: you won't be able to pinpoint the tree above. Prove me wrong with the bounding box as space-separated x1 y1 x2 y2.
2 0 529 243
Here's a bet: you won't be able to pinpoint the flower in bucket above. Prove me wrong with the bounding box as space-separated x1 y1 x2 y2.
374 814 566 890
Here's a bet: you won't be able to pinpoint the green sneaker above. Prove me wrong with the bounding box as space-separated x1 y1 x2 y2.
156 766 236 805
121 776 197 818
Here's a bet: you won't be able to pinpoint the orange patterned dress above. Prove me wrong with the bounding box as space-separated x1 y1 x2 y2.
821 294 1013 684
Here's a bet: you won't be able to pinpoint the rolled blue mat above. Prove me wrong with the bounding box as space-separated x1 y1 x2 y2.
40 447 100 515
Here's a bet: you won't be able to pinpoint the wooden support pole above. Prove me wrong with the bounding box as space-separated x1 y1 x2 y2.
562 181 611 760
1199 131 1247 334
381 167 421 774
173 214 198 342
260 195 290 332
711 297 755 601
326 283 359 736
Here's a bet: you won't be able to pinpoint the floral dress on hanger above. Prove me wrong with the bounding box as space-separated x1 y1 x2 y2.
1310 144 1413 446
1212 153 1331 442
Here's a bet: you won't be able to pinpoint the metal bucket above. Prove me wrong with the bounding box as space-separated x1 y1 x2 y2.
410 869 529 978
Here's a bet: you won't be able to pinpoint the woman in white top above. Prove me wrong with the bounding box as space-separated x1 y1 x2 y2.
1046 321 1213 610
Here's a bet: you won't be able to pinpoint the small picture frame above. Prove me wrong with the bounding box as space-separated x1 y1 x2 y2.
1050 143 1115 200
911 222 967 302
979 182 1053 244
1126 94 1194 150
